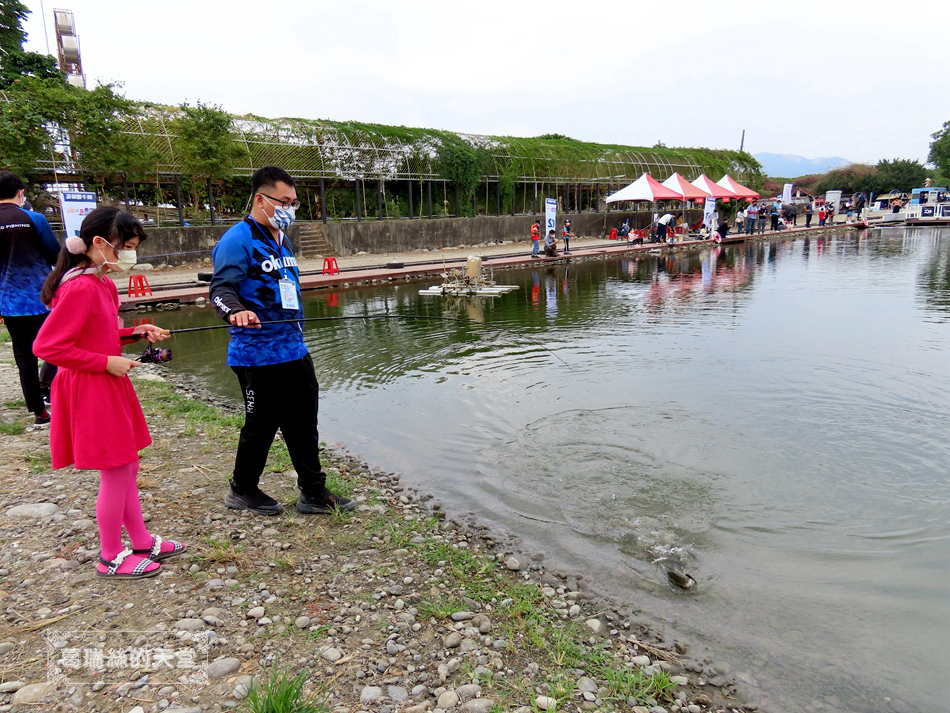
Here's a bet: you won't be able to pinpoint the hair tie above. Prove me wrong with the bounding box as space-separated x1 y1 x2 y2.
65 236 86 254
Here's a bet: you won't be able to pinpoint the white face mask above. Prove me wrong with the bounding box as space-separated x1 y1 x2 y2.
98 241 137 272
262 196 296 231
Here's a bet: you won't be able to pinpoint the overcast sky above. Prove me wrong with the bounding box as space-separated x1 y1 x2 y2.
21 0 950 166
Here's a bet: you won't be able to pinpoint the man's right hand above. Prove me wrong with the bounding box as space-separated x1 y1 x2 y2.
230 310 262 328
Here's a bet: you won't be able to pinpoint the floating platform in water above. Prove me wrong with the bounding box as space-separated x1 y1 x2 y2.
419 285 519 297
419 256 518 298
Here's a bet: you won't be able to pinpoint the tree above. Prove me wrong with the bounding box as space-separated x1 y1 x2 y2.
0 0 64 88
0 0 28 57
929 121 950 178
874 158 927 193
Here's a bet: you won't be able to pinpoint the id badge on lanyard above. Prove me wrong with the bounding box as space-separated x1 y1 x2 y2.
278 278 299 310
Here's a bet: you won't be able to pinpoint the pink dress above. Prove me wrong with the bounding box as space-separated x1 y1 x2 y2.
33 274 151 470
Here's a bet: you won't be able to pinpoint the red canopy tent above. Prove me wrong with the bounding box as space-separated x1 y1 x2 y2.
691 174 737 202
605 173 683 203
661 172 710 201
716 174 760 202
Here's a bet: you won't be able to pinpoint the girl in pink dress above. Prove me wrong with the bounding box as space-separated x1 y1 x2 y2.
34 207 185 579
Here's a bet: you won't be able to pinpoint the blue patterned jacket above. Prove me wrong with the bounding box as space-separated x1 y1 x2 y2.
209 217 307 367
0 204 60 317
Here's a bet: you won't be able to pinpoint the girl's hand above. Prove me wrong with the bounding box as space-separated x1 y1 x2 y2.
134 324 171 343
106 355 141 377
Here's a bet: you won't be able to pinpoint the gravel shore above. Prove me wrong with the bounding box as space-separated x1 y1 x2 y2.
0 333 759 713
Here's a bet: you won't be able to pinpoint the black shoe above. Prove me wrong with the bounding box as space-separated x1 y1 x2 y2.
296 490 357 515
34 410 50 426
224 484 283 515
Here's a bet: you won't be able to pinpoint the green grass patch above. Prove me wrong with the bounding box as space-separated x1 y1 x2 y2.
3 398 25 409
241 662 328 713
0 419 26 436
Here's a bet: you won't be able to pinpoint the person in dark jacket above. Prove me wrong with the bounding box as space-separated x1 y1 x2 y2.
0 171 59 424
210 166 356 517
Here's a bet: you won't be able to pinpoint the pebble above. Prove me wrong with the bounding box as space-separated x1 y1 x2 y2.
456 683 481 700
246 607 265 619
450 611 473 621
206 657 241 679
535 696 558 711
91 681 106 692
444 631 462 648
12 683 53 704
632 655 651 667
670 675 689 686
206 579 225 589
505 556 524 571
6 503 58 518
585 619 605 635
360 686 383 704
0 682 23 693
437 690 460 708
387 685 409 701
174 618 204 631
462 699 495 713
0 642 14 655
295 616 311 629
687 705 701 713
319 647 343 662
577 677 597 692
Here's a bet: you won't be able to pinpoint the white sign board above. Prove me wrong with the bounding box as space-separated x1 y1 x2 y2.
782 183 793 204
825 190 842 213
703 197 717 233
545 197 557 243
58 191 97 238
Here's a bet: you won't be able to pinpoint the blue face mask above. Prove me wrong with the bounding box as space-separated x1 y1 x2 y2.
262 196 296 231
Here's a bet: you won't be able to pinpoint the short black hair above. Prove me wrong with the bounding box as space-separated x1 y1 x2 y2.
251 166 295 195
0 171 25 200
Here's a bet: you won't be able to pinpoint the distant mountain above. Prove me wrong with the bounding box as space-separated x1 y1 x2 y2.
753 153 852 178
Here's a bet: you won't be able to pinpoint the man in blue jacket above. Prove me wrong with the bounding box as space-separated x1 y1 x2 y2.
210 166 355 516
0 171 59 424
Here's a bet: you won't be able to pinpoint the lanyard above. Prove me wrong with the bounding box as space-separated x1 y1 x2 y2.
248 216 293 281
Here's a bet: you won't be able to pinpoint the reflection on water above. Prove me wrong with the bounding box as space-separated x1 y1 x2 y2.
152 227 950 713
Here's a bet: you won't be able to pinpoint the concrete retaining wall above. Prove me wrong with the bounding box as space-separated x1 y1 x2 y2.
67 210 701 266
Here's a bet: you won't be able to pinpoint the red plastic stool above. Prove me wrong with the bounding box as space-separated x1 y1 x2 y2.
609 228 618 240
322 257 340 275
128 275 152 297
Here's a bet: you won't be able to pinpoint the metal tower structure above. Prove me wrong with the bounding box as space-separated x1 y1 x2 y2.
53 8 84 88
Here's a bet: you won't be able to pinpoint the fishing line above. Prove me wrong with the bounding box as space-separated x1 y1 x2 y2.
158 313 576 373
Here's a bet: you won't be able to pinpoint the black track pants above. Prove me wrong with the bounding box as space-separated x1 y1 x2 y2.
230 354 326 497
5 313 56 414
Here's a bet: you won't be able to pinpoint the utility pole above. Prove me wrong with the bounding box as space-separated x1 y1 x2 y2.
739 130 745 153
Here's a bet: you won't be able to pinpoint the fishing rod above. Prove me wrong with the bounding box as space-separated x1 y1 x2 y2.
142 313 576 372
165 314 474 334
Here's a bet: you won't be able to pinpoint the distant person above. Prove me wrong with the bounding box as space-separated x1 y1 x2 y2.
0 170 60 425
656 212 675 243
757 204 768 234
770 203 780 231
618 219 631 239
818 204 826 226
714 218 729 243
544 229 558 257
210 166 356 517
826 204 835 225
846 202 854 223
787 203 798 226
804 200 814 227
561 219 574 254
855 193 866 218
530 220 541 257
745 201 759 235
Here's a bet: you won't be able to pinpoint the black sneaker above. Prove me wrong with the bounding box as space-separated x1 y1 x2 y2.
224 485 283 515
296 490 357 515
34 410 50 426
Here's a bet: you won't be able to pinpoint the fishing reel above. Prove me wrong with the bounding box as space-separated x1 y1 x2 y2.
140 344 173 364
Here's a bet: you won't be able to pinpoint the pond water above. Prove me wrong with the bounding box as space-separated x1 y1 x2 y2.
153 227 950 712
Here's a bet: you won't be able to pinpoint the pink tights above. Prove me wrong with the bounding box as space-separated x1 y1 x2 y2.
97 459 153 561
